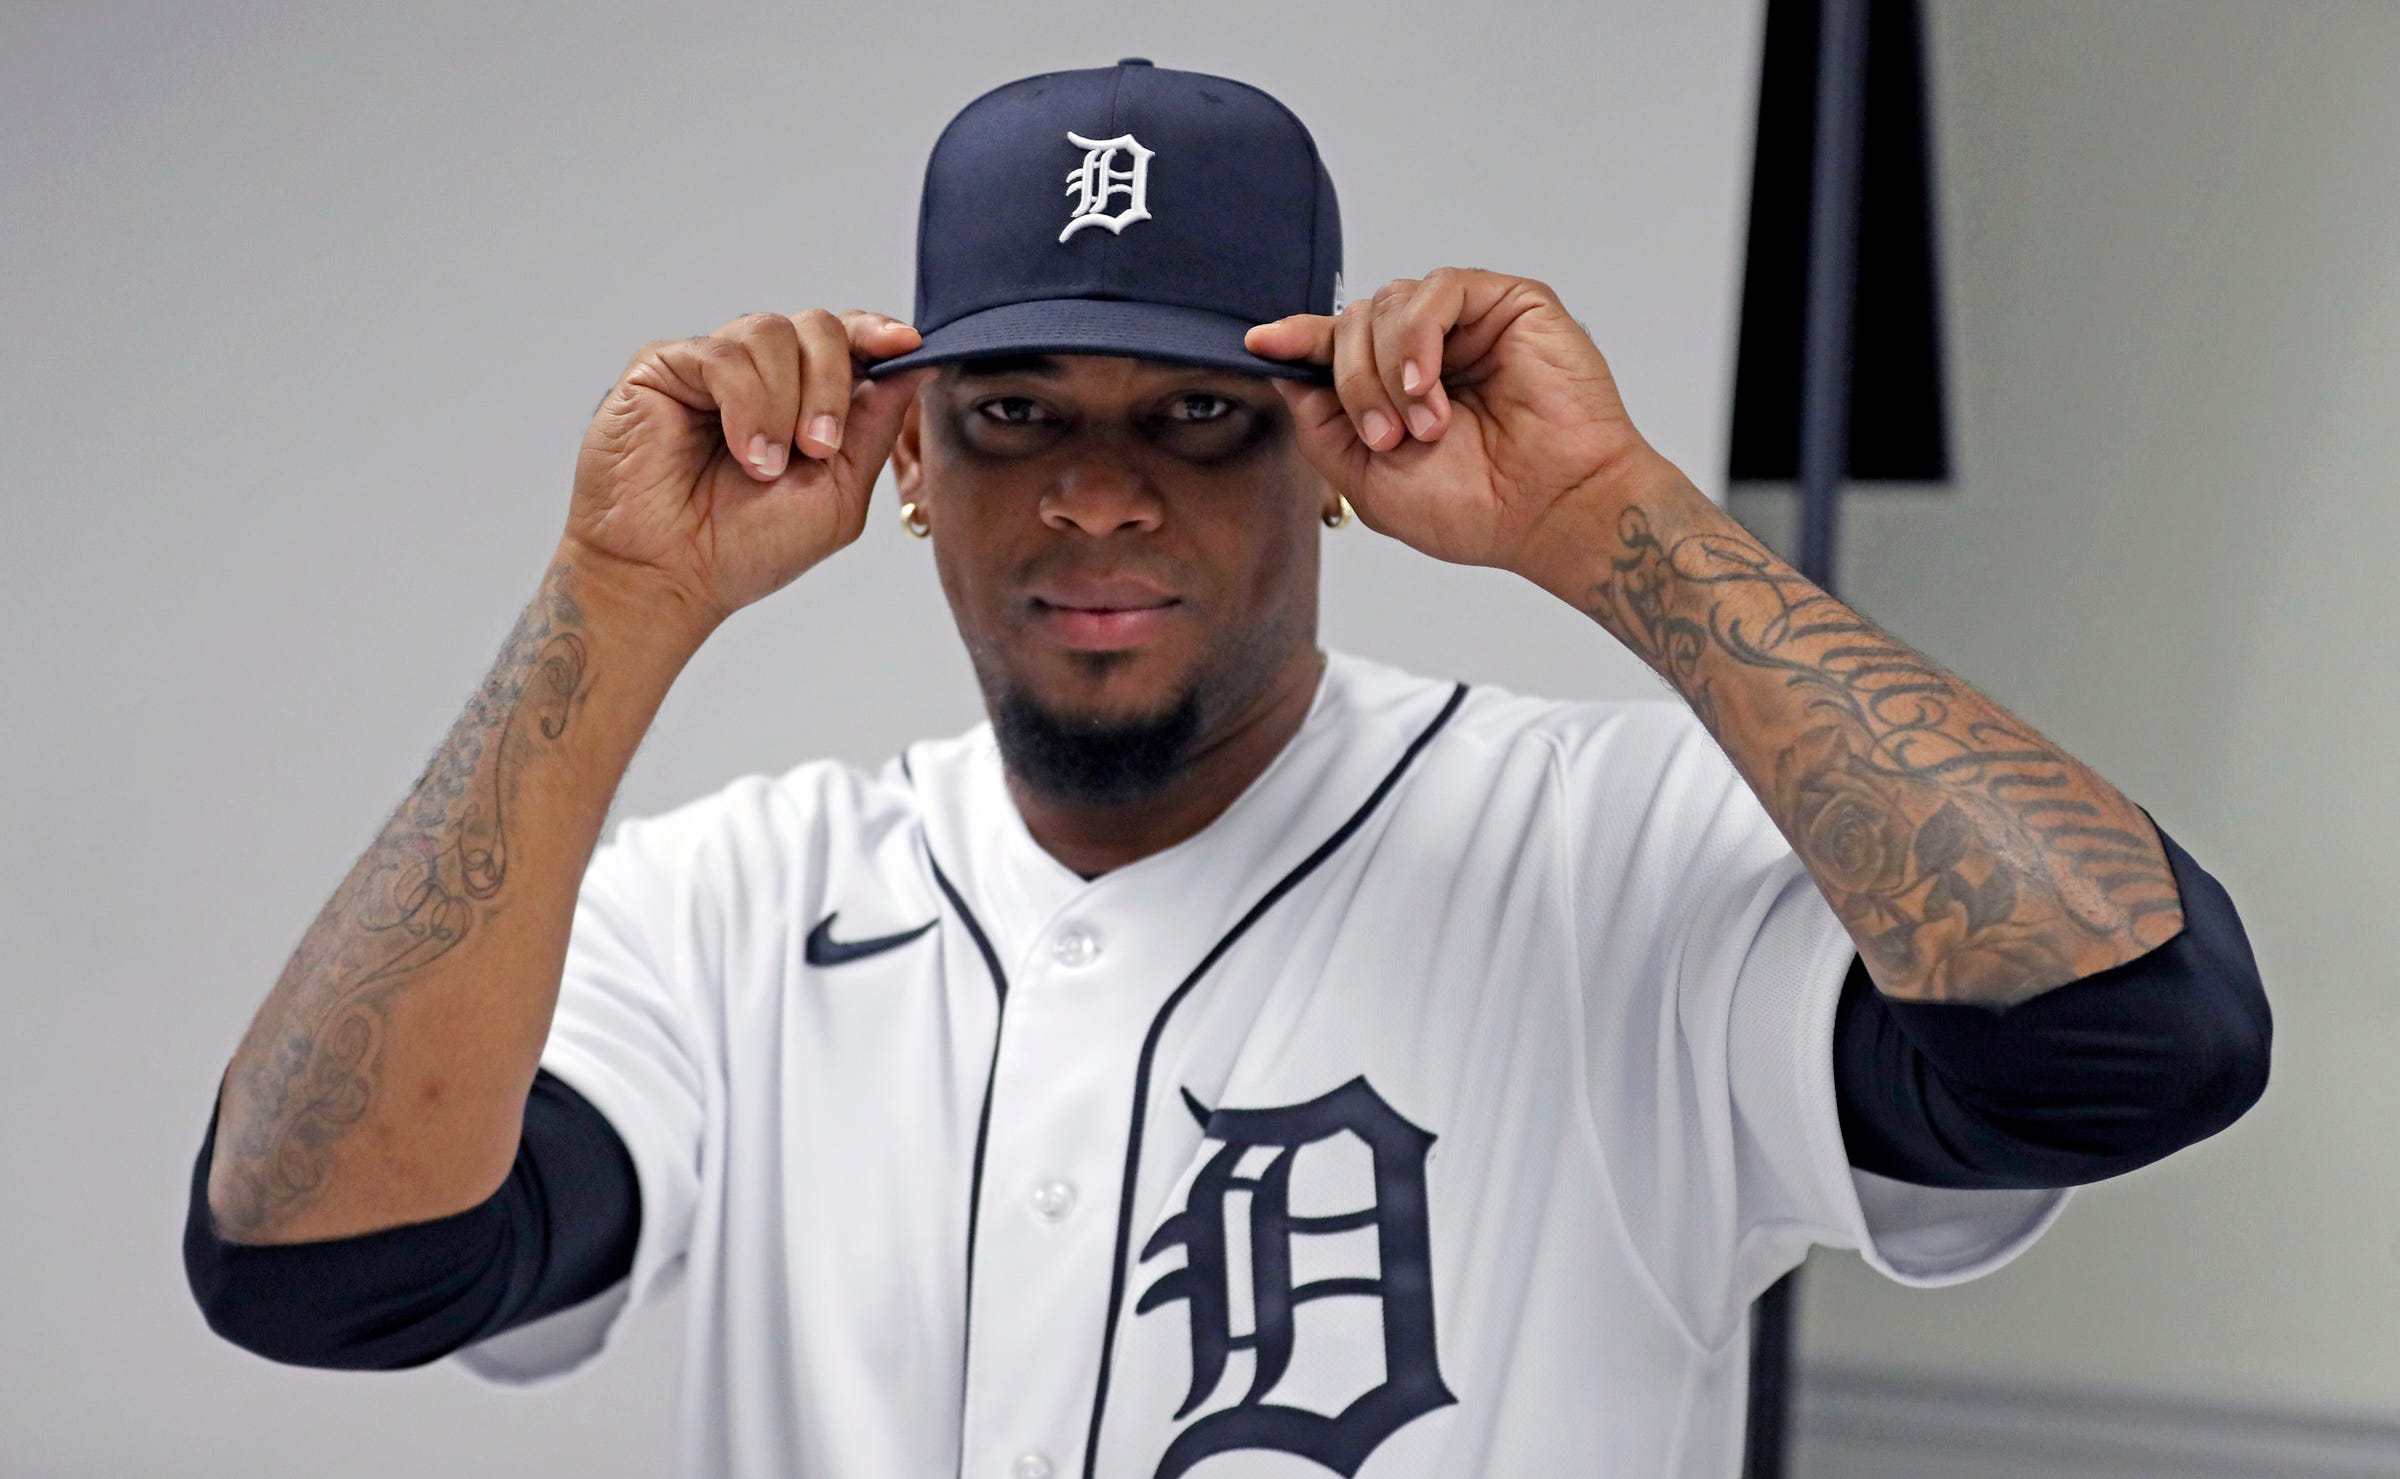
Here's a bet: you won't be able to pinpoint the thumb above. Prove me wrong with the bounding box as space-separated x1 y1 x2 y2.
835 367 934 489
1270 378 1371 494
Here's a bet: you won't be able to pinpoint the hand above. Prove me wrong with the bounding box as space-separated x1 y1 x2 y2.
1244 268 1667 580
564 309 934 632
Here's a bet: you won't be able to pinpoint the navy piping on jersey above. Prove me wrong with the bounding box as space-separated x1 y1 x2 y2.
905 744 1021 1479
1078 680 1469 1478
923 846 1010 1479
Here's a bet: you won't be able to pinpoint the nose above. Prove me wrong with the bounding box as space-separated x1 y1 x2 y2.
1039 458 1163 537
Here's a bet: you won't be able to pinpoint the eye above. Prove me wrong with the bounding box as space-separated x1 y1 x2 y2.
1164 392 1238 423
974 395 1056 426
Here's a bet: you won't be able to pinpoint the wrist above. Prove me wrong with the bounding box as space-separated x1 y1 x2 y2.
549 538 723 665
1515 450 1719 609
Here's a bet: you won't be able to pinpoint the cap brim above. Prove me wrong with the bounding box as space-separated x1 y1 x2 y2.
862 298 1331 384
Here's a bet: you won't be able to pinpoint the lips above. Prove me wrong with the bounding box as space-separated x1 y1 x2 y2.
1027 574 1181 651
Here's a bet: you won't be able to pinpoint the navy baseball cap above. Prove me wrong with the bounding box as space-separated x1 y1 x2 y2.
865 59 1341 385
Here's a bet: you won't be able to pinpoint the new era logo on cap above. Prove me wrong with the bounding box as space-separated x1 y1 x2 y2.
866 58 1341 384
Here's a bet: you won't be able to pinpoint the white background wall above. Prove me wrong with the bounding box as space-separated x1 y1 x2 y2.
0 3 1765 1473
1751 0 2400 1421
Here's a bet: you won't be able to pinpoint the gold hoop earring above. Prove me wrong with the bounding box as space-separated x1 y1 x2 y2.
1322 494 1353 530
899 500 931 539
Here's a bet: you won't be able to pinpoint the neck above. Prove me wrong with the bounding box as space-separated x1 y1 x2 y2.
1006 646 1328 878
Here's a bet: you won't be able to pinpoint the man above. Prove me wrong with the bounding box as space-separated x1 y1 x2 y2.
185 59 2268 1478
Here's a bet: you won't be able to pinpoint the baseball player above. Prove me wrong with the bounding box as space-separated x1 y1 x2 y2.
185 60 2269 1478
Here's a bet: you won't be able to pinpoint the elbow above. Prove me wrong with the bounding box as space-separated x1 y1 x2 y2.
2163 843 2275 1152
182 1194 495 1372
2081 951 2272 1180
184 1247 422 1372
182 1187 429 1372
181 1102 498 1372
2076 937 2271 1178
1957 956 2271 1187
2158 949 2272 1154
182 1157 410 1371
2117 815 2275 1163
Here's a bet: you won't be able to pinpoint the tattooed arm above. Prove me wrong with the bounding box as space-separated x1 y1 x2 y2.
203 307 925 1245
204 547 712 1243
1534 463 2184 1008
1253 267 2252 1164
1252 268 2182 1008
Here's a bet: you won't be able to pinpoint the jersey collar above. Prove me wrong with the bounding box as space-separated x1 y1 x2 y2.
899 649 1457 984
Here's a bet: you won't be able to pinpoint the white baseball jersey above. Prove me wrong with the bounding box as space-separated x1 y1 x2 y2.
455 649 2072 1477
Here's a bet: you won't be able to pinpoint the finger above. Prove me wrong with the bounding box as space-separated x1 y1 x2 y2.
1423 374 1451 431
1267 377 1370 491
730 313 801 478
1331 301 1403 452
776 310 857 461
1243 313 1337 367
1365 278 1438 440
1429 267 1539 374
840 310 923 367
616 337 715 414
1362 279 1412 401
692 311 802 481
674 326 789 482
1383 274 1465 441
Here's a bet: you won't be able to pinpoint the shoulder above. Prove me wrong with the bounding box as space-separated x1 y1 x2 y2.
587 744 941 905
1416 660 1739 798
599 758 906 850
1362 657 1786 885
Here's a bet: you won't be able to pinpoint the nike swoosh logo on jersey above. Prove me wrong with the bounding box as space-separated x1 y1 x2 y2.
804 911 937 967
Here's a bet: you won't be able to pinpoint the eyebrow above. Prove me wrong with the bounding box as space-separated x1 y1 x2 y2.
951 354 1065 380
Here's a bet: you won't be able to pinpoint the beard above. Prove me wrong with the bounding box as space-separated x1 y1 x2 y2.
990 676 1205 806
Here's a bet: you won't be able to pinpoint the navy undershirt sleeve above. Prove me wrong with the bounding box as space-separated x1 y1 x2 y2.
183 1066 640 1370
1832 813 2272 1190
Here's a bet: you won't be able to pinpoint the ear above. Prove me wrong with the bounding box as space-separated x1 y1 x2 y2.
890 391 925 499
1267 410 1341 526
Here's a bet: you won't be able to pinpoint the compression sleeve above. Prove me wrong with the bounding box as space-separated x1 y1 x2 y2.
183 1066 641 1369
1831 813 2271 1190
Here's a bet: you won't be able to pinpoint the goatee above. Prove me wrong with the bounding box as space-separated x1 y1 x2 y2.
992 683 1204 806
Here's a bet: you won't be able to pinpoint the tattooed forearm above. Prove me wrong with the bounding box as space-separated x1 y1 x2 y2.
1581 497 2183 1008
210 558 591 1239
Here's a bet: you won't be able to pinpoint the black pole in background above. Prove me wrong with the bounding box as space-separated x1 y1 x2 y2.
1744 2 1872 1477
1744 1267 1800 1479
1797 0 1871 594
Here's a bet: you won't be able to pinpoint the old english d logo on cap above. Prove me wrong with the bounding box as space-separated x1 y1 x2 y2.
1060 130 1154 241
866 58 1341 384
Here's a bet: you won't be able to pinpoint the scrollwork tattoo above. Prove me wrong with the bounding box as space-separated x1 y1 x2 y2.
1586 506 2181 1008
211 561 590 1238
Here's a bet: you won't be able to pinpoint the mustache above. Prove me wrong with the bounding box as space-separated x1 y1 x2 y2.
1013 551 1189 594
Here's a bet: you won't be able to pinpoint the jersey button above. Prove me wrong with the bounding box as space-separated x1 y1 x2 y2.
1051 923 1102 967
1013 1453 1056 1479
1030 1179 1077 1222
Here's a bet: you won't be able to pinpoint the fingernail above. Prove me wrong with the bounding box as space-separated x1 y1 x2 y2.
1402 358 1424 394
807 414 842 451
748 434 786 476
1361 409 1394 447
1405 402 1438 439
